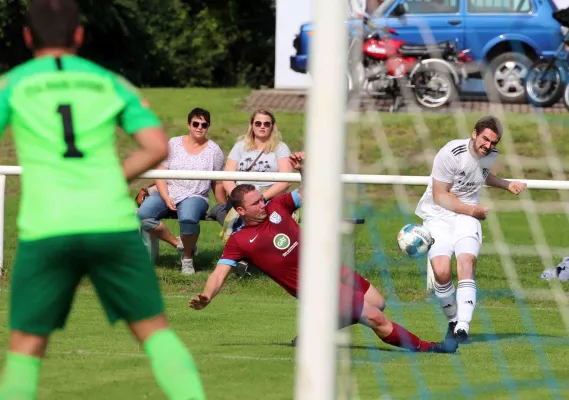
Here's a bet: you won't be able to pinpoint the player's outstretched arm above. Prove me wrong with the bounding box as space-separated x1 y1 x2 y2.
123 127 169 182
486 173 527 195
432 178 488 220
188 263 233 310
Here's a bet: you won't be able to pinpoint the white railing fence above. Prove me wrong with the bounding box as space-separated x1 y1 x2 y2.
1 166 568 287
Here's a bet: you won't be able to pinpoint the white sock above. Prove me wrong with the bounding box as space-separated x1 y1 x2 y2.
456 279 476 334
434 280 457 322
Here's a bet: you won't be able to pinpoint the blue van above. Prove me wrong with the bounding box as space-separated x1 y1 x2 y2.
290 0 564 103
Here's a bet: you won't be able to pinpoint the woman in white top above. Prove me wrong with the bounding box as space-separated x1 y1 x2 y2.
223 109 292 200
220 109 294 240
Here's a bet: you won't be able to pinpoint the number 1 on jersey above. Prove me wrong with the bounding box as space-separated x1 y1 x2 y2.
57 104 84 158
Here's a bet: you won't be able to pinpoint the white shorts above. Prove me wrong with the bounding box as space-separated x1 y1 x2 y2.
423 214 482 260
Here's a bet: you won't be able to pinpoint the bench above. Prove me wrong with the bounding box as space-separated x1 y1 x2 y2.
140 213 366 265
137 181 367 264
140 212 222 265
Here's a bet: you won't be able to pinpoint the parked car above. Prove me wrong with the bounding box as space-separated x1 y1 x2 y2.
290 0 564 103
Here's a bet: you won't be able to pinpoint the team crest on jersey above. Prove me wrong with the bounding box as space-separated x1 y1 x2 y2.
482 168 490 179
269 211 282 224
273 233 291 250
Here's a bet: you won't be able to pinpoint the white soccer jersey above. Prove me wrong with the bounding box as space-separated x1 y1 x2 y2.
415 138 498 220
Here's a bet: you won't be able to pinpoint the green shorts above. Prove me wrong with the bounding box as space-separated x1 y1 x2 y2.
9 230 164 335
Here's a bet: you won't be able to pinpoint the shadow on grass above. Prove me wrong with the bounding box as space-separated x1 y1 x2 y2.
216 342 407 353
468 332 569 346
156 248 225 273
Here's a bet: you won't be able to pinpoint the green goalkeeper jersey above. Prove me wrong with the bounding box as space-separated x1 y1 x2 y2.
0 55 161 241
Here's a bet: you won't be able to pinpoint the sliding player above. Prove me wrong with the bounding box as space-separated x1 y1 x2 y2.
190 152 458 354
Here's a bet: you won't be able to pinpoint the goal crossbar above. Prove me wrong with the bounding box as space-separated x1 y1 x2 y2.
1 166 569 189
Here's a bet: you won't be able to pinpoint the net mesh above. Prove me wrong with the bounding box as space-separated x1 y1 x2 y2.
334 8 569 399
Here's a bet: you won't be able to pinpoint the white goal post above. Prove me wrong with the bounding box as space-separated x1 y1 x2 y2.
294 0 349 396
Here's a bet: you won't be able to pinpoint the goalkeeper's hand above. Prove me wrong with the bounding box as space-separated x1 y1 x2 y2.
189 293 210 310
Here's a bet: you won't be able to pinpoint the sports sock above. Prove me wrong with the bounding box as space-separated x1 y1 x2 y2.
0 352 41 400
456 279 477 334
381 322 434 352
434 280 457 322
144 329 206 400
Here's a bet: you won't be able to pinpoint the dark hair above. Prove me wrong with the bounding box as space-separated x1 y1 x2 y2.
230 184 257 209
26 0 81 49
474 116 503 137
187 108 211 125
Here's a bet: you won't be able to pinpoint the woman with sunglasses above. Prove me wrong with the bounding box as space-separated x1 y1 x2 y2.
138 107 225 275
220 109 294 242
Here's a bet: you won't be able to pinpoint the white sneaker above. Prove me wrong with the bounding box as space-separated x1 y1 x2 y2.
181 258 195 275
541 268 558 281
176 237 198 256
176 236 184 253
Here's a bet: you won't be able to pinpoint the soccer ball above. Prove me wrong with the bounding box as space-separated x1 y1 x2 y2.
397 224 434 258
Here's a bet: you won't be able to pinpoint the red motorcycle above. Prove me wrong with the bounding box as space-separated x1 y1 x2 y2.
348 22 472 111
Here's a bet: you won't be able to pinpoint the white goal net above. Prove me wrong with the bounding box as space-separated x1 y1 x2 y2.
295 0 569 398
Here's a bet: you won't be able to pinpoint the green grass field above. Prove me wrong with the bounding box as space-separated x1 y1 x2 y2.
0 88 568 399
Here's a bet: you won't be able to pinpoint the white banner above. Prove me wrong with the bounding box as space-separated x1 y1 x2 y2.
274 0 313 89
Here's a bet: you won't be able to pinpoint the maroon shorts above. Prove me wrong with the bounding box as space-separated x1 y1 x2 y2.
338 266 371 324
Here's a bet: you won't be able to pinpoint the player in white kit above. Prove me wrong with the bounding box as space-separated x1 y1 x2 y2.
415 116 527 344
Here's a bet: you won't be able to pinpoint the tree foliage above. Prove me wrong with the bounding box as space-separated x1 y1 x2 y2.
0 0 276 88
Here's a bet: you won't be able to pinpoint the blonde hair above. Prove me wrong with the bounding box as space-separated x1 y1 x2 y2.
237 109 283 154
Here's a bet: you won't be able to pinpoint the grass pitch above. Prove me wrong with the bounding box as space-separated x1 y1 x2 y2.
0 88 568 399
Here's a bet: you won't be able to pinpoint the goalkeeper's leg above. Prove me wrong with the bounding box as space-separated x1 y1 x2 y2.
89 231 206 400
129 316 206 400
0 236 84 400
0 332 46 400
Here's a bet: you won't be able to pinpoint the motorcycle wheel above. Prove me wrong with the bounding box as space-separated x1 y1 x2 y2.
563 82 569 111
410 64 457 110
525 61 564 108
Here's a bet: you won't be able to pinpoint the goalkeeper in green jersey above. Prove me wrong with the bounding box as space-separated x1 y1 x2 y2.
0 1 206 399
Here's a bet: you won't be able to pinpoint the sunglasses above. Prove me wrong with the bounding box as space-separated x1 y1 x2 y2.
254 121 272 128
191 121 210 129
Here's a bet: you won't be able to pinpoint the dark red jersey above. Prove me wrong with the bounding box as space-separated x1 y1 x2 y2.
219 191 302 296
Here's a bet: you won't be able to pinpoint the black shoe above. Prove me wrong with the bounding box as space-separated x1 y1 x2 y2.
445 321 458 340
427 338 458 354
290 336 298 347
454 329 471 344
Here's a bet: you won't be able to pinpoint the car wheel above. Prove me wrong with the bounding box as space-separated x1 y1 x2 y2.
483 51 533 104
